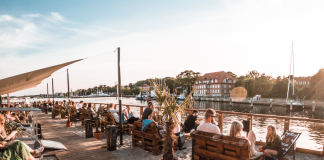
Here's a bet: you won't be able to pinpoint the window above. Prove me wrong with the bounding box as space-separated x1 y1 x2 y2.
196 81 198 84
233 80 236 83
229 90 231 93
224 85 226 88
218 90 220 93
224 90 226 93
215 79 218 83
229 80 231 83
223 79 226 82
308 81 310 85
229 85 231 88
218 85 220 88
211 80 213 83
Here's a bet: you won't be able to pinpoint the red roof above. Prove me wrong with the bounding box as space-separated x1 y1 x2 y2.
195 71 235 84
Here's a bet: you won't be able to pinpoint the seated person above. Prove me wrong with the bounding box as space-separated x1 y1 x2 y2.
229 121 261 157
257 125 283 158
5 111 21 123
184 110 200 132
76 101 83 110
142 101 155 120
108 103 127 124
197 108 220 134
0 114 43 160
122 106 139 124
84 103 89 109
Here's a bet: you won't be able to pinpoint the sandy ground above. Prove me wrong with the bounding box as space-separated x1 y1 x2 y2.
37 118 322 160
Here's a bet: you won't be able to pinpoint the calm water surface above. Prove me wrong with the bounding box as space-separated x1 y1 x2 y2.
12 97 324 150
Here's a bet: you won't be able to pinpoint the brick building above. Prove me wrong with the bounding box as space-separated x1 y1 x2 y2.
193 71 236 97
295 76 311 88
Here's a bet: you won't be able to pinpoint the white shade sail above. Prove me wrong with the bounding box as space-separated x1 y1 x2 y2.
0 59 82 95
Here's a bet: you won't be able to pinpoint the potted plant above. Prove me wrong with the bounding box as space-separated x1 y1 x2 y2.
66 105 73 127
152 80 195 160
94 106 104 139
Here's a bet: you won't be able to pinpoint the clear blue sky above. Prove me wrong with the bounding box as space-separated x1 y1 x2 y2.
1 0 324 96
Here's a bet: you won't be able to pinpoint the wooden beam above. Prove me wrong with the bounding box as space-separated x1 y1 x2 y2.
218 113 224 134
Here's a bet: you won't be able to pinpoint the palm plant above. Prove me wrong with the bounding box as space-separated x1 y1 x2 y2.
151 79 196 160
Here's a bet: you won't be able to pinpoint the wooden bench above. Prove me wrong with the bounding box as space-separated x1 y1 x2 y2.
190 130 263 160
132 120 178 156
100 112 132 134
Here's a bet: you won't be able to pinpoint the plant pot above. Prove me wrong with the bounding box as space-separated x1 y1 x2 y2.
94 132 102 140
66 121 72 127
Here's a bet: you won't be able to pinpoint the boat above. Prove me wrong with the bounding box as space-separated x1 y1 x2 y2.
176 93 186 101
285 42 303 107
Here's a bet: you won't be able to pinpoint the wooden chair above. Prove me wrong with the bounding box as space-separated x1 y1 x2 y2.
266 130 301 160
100 112 132 135
190 130 263 160
70 107 81 123
132 120 178 156
54 105 61 116
181 123 190 133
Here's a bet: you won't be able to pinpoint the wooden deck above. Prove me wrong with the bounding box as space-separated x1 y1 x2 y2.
38 113 119 160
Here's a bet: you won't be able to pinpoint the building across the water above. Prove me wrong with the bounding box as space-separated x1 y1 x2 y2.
295 76 311 88
193 71 236 97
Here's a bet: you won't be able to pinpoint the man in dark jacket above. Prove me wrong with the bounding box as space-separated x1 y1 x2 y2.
184 110 200 132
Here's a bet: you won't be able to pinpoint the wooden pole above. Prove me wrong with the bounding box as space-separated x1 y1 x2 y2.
67 69 70 103
218 113 224 134
284 119 290 132
117 47 123 145
7 93 10 106
52 78 55 118
47 83 49 101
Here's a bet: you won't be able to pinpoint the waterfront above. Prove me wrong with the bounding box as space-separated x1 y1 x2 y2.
11 97 324 151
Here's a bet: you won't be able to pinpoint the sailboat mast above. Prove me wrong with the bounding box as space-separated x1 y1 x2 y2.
292 42 294 96
286 42 294 102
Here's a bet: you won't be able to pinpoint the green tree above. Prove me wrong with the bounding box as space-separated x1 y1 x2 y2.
227 71 238 79
165 77 175 93
175 70 201 95
308 68 324 100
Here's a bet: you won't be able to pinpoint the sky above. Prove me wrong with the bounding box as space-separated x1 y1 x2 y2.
1 0 324 96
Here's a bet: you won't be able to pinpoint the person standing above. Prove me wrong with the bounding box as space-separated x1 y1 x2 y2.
24 96 29 106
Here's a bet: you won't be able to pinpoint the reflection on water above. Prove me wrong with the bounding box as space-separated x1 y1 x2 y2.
190 101 324 150
11 97 324 150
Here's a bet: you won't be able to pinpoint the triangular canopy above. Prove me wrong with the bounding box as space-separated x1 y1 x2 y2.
0 59 82 95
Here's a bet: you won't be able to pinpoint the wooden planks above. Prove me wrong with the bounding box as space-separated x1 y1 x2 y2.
39 113 119 160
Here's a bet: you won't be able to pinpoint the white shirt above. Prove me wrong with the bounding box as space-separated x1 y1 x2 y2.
76 103 83 109
24 98 29 104
197 122 221 134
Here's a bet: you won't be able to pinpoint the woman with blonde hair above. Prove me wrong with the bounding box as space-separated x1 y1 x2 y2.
229 121 258 157
258 125 283 158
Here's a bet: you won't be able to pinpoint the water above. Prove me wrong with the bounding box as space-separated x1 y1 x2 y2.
10 97 324 151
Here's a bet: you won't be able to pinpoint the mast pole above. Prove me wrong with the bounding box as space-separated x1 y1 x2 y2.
292 42 295 96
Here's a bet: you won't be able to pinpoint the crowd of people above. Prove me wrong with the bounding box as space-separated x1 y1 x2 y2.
183 108 283 159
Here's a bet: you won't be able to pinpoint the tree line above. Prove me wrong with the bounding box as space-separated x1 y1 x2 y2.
234 69 324 100
72 68 324 100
